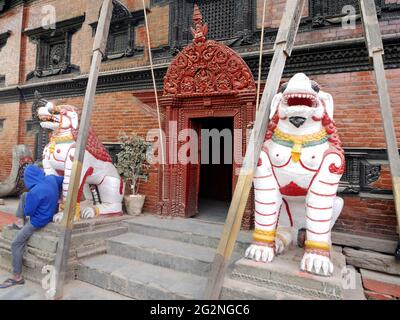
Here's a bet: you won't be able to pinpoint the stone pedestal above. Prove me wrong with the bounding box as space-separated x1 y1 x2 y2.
222 246 365 300
0 216 128 283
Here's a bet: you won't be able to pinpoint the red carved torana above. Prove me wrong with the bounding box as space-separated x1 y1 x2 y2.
163 5 255 97
158 5 256 229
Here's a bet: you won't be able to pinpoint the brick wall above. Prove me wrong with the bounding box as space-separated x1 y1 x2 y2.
0 5 23 86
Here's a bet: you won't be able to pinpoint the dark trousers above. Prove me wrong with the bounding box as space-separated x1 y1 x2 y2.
11 192 37 275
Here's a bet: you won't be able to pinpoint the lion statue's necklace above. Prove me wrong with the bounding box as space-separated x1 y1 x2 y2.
272 127 329 162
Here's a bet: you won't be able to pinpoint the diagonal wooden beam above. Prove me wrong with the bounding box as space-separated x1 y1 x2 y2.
203 0 306 300
359 0 400 259
52 0 114 299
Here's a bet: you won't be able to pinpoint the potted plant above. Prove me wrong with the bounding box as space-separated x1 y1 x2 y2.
116 133 150 216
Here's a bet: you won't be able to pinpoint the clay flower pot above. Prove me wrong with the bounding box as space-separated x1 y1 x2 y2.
124 194 146 216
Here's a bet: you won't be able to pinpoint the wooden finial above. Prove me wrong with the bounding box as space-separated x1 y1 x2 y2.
191 4 208 42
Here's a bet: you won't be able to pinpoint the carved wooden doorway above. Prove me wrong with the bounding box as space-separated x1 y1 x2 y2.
157 5 256 229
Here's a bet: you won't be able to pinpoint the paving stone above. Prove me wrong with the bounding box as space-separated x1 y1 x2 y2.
364 290 396 300
360 269 400 298
0 269 131 300
222 277 304 300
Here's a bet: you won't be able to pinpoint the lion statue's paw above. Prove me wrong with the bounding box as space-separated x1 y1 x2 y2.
53 212 64 224
275 237 286 255
300 252 333 276
245 244 275 263
81 207 96 219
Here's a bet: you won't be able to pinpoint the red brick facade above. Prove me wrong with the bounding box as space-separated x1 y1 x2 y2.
0 0 399 240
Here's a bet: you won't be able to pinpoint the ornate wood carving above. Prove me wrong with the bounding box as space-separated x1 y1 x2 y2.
24 15 85 81
164 5 255 96
160 5 255 227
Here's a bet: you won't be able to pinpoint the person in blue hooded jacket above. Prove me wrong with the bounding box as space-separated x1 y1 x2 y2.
0 165 63 289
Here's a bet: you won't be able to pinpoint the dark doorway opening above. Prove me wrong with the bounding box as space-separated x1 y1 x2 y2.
193 117 233 223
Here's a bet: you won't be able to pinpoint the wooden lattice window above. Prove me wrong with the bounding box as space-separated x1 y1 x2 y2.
24 15 84 80
90 0 145 61
196 0 236 40
169 0 255 50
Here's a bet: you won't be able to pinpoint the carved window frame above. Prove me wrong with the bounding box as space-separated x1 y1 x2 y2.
24 15 85 81
308 0 400 28
90 1 145 61
169 0 256 51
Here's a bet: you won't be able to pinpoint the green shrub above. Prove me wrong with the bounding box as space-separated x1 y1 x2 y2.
116 133 150 195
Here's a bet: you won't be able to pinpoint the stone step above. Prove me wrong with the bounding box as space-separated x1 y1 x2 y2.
221 277 304 300
106 233 219 276
0 270 132 300
125 215 252 252
77 254 207 300
228 247 348 300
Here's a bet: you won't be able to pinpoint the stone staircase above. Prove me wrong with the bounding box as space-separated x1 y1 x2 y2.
77 215 252 299
77 215 365 300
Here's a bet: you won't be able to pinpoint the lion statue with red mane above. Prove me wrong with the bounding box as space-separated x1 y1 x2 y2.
34 94 124 223
245 73 345 277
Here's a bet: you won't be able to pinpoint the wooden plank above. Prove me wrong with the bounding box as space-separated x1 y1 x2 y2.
203 0 306 300
52 0 114 299
359 0 384 58
331 232 397 255
344 247 400 276
360 0 400 258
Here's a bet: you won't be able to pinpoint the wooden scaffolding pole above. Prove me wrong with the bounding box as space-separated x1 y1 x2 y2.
359 0 400 259
52 0 114 299
203 0 306 300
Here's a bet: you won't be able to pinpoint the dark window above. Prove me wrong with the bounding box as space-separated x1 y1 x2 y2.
169 0 255 50
24 15 85 81
90 1 145 61
0 30 10 52
0 0 6 12
0 119 5 131
0 75 5 87
339 150 384 195
26 120 39 134
196 0 236 40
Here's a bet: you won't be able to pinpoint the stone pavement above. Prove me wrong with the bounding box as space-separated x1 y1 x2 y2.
0 197 19 231
0 197 19 215
0 269 132 300
0 212 17 231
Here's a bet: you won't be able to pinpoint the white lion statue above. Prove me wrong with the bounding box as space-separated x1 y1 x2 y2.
35 96 124 223
245 73 345 277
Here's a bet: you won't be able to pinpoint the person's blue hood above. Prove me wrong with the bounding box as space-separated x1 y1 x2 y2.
24 165 45 190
